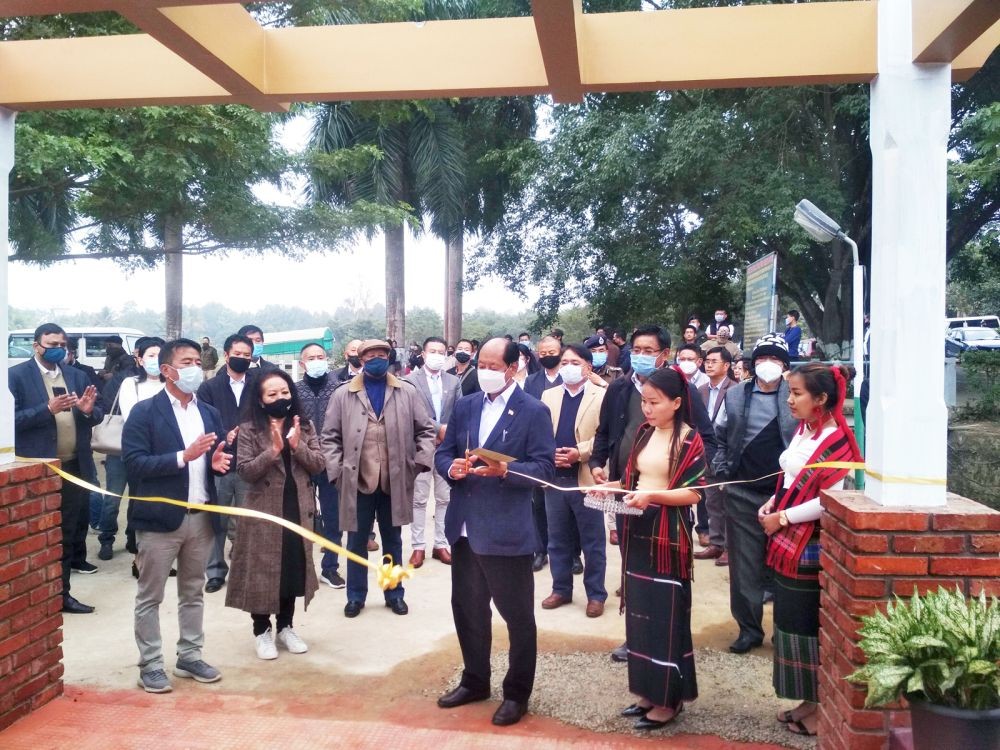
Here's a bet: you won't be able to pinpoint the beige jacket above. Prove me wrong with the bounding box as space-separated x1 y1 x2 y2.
541 380 606 488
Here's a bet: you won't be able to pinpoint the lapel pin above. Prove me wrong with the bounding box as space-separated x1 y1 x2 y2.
507 409 514 416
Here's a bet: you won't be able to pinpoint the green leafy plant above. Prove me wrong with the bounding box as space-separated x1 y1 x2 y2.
848 587 1000 711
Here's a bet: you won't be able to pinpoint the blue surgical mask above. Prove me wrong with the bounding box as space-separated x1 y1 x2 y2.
631 353 658 377
304 359 328 379
143 360 161 377
171 365 204 394
41 346 66 364
252 342 264 359
363 357 389 379
591 352 608 368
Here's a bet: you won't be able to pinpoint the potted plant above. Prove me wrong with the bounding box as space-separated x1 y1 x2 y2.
848 587 1000 750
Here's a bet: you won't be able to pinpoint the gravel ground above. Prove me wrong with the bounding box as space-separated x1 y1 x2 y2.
459 648 817 749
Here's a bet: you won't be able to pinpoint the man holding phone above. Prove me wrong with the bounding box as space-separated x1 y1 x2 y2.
9 323 104 614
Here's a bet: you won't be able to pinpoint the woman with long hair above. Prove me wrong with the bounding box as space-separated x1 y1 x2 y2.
616 366 706 729
228 369 326 660
757 363 861 738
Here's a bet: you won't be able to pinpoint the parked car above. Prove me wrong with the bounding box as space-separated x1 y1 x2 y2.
8 327 147 370
945 326 1000 357
946 315 1000 332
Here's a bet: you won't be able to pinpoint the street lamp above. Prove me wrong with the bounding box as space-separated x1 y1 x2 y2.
794 199 866 485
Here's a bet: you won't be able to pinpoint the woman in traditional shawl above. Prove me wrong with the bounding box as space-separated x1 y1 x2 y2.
758 363 861 738
615 366 706 729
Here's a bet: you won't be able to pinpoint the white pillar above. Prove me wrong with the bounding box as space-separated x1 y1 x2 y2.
0 108 15 466
867 0 950 506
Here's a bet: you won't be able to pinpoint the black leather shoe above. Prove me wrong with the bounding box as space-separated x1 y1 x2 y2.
204 577 225 593
729 635 763 654
620 703 651 717
492 699 528 726
571 557 583 575
610 642 628 662
386 599 408 615
62 595 95 614
531 553 547 572
635 704 683 730
437 685 490 709
344 601 365 618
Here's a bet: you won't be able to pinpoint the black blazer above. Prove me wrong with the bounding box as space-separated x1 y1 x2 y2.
122 390 224 533
523 369 561 400
448 365 481 397
589 371 719 481
196 368 257 434
9 359 104 478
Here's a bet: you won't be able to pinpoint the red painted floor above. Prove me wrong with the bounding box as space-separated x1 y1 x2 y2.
1 686 790 750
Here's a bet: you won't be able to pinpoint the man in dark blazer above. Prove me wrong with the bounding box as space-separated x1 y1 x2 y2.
334 339 364 383
403 336 462 567
10 323 103 614
434 338 556 728
196 332 256 592
123 338 231 694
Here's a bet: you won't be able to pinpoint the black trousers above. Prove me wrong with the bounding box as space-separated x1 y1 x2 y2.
59 459 90 596
725 483 773 643
451 538 536 704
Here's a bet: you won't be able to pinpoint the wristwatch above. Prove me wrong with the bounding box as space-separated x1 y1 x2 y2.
778 510 789 527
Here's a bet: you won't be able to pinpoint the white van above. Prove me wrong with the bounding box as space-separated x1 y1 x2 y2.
8 327 148 370
946 315 1000 332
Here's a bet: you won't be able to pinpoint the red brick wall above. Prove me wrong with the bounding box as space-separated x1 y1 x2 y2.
818 490 1000 750
0 462 65 731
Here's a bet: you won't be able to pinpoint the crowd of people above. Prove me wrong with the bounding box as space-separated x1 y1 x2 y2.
9 308 855 737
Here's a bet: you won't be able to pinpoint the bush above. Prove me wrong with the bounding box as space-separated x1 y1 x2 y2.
848 587 1000 710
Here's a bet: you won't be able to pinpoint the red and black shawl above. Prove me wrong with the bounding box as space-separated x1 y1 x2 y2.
765 423 860 577
621 423 707 580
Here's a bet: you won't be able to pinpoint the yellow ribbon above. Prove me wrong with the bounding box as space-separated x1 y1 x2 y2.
22 458 412 591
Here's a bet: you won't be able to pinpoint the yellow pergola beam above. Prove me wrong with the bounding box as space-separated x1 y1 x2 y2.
530 0 583 104
952 18 1000 81
0 35 231 109
578 2 877 92
913 0 1000 64
115 3 287 111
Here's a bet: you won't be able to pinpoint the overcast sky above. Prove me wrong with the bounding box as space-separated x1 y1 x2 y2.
7 116 531 317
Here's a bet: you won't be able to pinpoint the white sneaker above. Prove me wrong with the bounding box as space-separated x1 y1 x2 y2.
255 628 278 660
277 627 308 654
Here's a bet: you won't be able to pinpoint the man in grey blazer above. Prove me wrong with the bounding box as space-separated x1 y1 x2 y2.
404 336 462 567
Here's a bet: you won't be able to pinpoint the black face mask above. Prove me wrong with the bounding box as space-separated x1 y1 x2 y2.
347 355 362 369
539 355 561 370
262 398 292 418
454 351 471 364
228 356 251 374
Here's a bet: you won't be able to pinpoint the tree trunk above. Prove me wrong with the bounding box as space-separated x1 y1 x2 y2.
164 213 184 339
384 223 405 345
444 231 463 344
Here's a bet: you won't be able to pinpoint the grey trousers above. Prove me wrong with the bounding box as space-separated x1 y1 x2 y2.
135 513 213 672
410 469 450 550
206 471 247 581
705 481 728 548
725 483 771 643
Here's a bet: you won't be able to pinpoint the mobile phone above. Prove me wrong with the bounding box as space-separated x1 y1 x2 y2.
52 387 67 397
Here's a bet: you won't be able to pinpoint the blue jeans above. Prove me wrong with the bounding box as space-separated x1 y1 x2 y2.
544 477 607 602
346 489 403 603
98 455 128 545
315 475 341 574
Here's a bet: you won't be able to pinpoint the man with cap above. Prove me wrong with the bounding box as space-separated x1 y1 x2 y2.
713 334 797 654
585 334 624 386
320 339 437 617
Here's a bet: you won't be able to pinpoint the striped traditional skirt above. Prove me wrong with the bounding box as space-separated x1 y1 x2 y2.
772 539 821 702
623 525 697 709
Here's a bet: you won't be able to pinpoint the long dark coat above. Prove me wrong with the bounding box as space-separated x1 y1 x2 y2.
227 418 325 615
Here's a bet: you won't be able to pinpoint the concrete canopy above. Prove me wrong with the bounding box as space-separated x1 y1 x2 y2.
0 1 996 112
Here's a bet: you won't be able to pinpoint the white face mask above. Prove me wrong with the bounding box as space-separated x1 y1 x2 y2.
424 352 447 372
517 357 528 372
477 368 509 395
677 360 699 376
559 364 585 386
755 360 784 385
715 314 725 323
304 359 328 378
171 365 204 394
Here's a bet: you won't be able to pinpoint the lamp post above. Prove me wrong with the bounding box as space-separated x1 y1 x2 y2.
793 199 865 487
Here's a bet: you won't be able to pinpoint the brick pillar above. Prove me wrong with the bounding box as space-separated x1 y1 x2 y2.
0 462 65 730
818 490 1000 750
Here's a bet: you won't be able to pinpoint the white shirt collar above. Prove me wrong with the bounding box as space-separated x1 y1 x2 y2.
167 390 198 408
562 383 585 398
482 378 517 407
35 358 60 379
424 367 441 381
